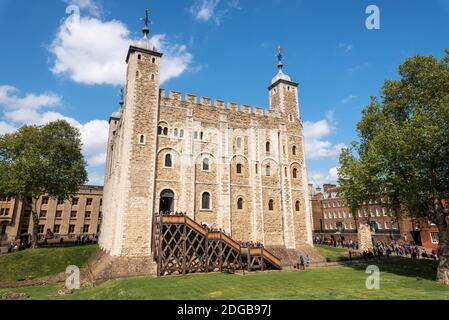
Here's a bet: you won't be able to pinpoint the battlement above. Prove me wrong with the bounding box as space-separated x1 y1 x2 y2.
160 89 272 117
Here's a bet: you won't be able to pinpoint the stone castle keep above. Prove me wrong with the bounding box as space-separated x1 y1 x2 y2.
98 8 316 276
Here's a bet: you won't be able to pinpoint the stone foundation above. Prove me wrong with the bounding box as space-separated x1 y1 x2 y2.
265 245 325 267
85 249 157 285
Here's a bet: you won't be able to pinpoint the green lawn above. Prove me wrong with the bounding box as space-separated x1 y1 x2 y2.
0 245 98 283
316 245 357 262
1 259 448 300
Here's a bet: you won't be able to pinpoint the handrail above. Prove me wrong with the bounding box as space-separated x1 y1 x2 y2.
262 248 282 267
156 212 281 270
221 233 241 252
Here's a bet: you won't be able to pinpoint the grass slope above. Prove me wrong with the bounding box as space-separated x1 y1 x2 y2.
0 245 98 283
316 245 356 262
1 260 447 300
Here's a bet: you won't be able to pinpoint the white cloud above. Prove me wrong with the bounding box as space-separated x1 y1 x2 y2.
49 14 193 85
309 167 340 186
340 95 357 104
189 0 240 25
0 86 61 110
87 171 105 186
338 42 353 53
0 121 16 135
303 114 346 160
0 85 109 171
190 0 220 23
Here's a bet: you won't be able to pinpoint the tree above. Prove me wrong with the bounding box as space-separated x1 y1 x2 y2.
0 120 88 247
338 49 449 284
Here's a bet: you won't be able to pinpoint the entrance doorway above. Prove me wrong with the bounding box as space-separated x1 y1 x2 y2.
159 189 175 214
410 231 422 246
1 223 7 237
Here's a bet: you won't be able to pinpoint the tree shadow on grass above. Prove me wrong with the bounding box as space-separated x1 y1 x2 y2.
344 258 438 281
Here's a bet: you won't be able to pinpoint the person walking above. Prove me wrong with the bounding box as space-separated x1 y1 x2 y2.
299 255 305 270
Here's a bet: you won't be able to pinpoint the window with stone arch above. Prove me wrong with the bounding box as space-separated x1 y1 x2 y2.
266 141 271 153
164 153 173 168
174 128 178 137
292 145 297 155
268 199 274 211
236 163 242 174
237 198 244 210
266 165 271 176
295 200 300 212
201 192 211 210
236 137 242 149
139 134 145 144
293 168 298 179
203 158 210 171
179 129 184 138
158 122 169 136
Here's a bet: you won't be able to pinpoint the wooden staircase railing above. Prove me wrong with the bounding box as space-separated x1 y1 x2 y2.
153 213 282 276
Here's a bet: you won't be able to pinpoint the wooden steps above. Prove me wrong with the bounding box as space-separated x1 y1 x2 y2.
153 214 282 276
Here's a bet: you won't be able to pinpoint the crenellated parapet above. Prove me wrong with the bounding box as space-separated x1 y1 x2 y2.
160 89 274 117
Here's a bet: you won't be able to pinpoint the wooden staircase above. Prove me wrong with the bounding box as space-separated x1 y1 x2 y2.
152 213 282 276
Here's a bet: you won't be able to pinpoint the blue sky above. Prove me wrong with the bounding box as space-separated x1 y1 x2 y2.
0 0 448 186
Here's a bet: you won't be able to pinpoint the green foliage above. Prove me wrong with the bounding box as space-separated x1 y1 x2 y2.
0 120 88 245
0 120 88 200
339 50 449 226
0 245 98 283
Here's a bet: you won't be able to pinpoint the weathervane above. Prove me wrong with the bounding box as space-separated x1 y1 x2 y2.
277 45 283 71
141 6 150 38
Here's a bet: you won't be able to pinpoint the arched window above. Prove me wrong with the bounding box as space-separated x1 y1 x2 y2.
165 154 173 168
194 131 198 139
266 142 271 153
139 135 145 144
152 57 156 63
151 74 155 80
295 201 300 212
202 192 211 210
158 127 162 135
292 146 297 155
236 137 242 149
236 163 242 174
255 164 259 174
203 158 210 171
179 129 184 138
200 132 204 140
266 165 271 176
237 198 243 210
163 127 168 136
268 199 274 211
293 168 298 179
174 128 178 137
136 71 139 77
137 54 142 60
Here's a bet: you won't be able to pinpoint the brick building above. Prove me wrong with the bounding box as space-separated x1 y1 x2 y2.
0 185 103 245
311 184 440 249
99 7 316 276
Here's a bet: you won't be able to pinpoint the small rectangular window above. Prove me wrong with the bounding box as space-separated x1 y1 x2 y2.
431 232 439 244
